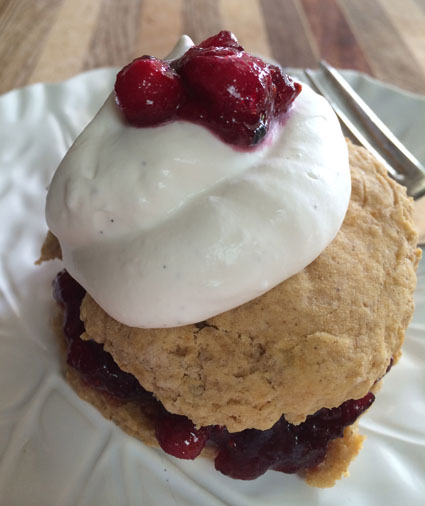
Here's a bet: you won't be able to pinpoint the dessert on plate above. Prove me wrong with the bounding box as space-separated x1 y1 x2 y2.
39 31 421 486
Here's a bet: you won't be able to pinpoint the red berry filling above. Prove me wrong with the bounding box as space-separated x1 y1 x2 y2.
156 413 210 460
210 394 375 479
54 271 153 403
54 270 376 480
114 31 302 147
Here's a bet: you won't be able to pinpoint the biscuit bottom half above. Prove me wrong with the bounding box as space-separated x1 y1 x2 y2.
54 269 375 487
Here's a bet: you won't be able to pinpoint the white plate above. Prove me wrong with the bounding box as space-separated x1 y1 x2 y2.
0 69 424 506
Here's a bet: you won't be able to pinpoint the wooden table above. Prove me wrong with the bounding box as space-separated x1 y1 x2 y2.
1 0 425 95
1 0 425 238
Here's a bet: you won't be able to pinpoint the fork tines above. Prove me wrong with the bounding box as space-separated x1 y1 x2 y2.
304 62 425 200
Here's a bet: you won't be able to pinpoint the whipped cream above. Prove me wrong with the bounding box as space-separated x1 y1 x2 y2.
46 37 350 328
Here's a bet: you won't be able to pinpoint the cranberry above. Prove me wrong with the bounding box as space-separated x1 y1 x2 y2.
54 270 150 402
156 413 210 459
114 31 302 147
53 270 85 343
178 47 275 145
197 30 244 50
53 269 85 306
115 56 184 126
210 393 375 480
270 65 302 116
67 338 149 401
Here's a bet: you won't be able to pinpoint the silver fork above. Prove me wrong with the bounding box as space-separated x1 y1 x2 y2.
301 61 425 244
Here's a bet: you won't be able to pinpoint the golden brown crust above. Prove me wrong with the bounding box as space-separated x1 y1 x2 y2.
304 424 365 487
76 142 420 432
36 230 62 264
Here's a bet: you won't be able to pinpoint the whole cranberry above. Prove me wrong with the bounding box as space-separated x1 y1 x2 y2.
115 56 184 126
197 30 244 50
178 47 275 145
155 413 210 459
269 65 302 115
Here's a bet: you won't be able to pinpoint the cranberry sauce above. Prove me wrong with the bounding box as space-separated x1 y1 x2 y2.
53 271 153 403
54 270 375 480
210 394 375 479
114 31 302 147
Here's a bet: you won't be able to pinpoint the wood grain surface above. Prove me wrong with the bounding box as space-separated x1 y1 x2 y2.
1 0 425 94
1 0 424 235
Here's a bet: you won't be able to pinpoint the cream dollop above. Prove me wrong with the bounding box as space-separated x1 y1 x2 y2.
46 37 350 328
